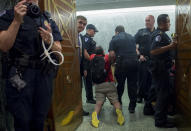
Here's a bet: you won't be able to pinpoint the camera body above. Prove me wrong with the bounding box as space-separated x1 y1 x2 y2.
24 2 41 17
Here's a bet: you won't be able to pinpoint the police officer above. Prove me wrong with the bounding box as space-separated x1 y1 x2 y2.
109 25 138 113
83 24 98 104
0 0 62 131
135 15 155 103
150 14 177 128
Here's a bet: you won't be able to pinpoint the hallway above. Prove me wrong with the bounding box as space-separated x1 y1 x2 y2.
77 86 178 131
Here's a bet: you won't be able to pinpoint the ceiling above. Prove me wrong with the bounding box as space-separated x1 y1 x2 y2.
76 0 176 11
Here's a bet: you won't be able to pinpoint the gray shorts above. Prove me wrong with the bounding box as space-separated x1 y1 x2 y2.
95 82 119 103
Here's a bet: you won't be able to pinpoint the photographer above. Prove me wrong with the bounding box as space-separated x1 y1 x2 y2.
0 0 62 131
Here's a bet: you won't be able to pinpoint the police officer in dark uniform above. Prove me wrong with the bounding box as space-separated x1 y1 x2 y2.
83 24 98 104
0 0 63 131
150 14 177 128
135 15 155 103
109 25 138 113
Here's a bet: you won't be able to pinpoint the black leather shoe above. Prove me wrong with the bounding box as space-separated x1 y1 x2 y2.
155 121 176 128
143 106 155 115
137 97 143 103
86 99 96 104
82 110 89 116
129 108 135 113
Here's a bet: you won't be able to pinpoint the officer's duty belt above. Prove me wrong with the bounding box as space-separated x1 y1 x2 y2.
13 57 41 69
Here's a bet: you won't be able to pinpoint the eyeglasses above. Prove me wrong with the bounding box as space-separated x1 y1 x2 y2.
78 21 87 26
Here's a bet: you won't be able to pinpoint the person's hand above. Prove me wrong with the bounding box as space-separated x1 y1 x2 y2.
84 70 87 77
170 35 178 49
14 0 27 23
39 24 52 44
139 55 146 62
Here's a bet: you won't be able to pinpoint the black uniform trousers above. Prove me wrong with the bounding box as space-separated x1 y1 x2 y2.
5 66 53 131
137 61 152 100
115 59 138 109
144 77 157 108
153 70 170 125
84 69 93 100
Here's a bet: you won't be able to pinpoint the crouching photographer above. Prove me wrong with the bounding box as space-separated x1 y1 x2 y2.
0 0 63 131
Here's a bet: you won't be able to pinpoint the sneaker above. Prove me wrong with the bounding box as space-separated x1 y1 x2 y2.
61 111 74 126
91 112 100 128
87 99 96 104
116 109 125 125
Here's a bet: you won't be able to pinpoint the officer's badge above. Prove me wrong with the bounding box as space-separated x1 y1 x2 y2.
85 37 89 42
44 20 49 26
155 35 161 42
0 10 6 17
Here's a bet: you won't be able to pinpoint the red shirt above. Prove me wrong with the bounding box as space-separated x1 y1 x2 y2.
90 54 114 82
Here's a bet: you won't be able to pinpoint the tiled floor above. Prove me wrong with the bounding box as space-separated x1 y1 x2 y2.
76 85 178 131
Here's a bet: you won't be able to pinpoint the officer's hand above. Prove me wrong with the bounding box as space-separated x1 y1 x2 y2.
14 0 27 23
39 24 52 44
170 39 178 49
139 55 146 62
84 70 87 77
170 33 178 49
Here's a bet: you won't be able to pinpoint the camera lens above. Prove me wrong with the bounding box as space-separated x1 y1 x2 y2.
30 4 40 15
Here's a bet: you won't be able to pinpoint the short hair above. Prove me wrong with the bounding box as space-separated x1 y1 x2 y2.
147 15 155 21
95 46 104 55
115 25 125 33
157 14 169 25
77 15 87 21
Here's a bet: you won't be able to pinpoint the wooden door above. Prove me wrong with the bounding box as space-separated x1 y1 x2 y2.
39 0 82 131
176 0 191 129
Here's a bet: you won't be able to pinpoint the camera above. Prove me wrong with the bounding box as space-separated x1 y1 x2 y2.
24 2 41 17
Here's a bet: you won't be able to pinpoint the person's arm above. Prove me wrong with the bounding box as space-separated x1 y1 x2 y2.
108 38 116 63
0 0 27 52
151 42 177 55
84 49 90 60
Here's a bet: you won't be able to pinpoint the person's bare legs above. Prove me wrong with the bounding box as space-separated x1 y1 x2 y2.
113 101 121 109
94 101 104 114
91 101 104 128
112 101 125 125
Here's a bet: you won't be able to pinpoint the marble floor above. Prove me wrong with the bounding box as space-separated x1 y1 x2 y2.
76 85 178 131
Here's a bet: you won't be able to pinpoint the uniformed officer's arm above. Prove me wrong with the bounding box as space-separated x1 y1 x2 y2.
0 0 27 52
109 50 116 63
136 44 140 55
151 40 177 55
84 49 90 60
108 38 116 62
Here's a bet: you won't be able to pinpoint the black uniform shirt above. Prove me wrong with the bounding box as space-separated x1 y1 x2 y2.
151 28 172 61
83 33 96 55
0 9 62 56
134 28 154 57
109 32 137 59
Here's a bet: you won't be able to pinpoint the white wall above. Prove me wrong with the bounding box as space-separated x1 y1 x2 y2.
77 5 176 53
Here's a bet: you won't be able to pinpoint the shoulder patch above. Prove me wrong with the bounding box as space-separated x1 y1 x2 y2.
0 10 6 17
155 35 161 42
85 37 89 42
